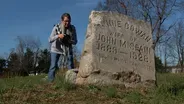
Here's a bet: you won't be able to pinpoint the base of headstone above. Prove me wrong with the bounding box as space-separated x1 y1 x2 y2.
65 69 78 84
76 70 155 88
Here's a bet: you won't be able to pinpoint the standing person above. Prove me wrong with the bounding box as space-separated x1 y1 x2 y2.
48 13 77 82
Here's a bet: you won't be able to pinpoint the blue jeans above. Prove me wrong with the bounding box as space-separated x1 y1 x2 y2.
69 46 74 69
48 52 62 82
69 54 74 69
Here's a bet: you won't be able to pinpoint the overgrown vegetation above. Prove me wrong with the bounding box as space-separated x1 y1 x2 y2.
1 73 184 104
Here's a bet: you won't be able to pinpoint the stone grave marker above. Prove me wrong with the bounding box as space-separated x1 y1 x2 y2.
76 11 155 88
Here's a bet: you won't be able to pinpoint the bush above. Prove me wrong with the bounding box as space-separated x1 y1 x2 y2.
155 56 164 73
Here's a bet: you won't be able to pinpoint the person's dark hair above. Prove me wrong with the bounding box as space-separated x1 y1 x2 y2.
61 13 71 22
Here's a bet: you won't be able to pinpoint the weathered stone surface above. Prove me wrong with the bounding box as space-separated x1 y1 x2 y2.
65 69 78 84
76 11 155 88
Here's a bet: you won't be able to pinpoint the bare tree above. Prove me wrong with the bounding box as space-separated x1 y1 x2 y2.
24 36 41 74
95 0 179 50
165 39 178 66
95 0 138 16
15 36 41 75
165 21 184 72
160 34 173 71
145 0 177 49
172 21 184 72
16 36 26 74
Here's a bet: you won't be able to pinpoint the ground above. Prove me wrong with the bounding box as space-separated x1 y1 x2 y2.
1 72 184 104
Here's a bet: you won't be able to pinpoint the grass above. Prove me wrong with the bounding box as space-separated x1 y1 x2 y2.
1 73 184 104
105 87 117 98
53 73 77 91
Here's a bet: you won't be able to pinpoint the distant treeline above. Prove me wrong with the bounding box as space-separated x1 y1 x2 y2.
0 36 80 78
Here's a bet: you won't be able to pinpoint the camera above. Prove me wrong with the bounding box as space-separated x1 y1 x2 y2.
62 35 72 46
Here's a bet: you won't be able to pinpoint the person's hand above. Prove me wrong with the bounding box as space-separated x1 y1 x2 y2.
58 34 64 39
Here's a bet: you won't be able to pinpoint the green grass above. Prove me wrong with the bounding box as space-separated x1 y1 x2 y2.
0 74 46 91
104 87 117 98
53 74 77 91
1 73 184 104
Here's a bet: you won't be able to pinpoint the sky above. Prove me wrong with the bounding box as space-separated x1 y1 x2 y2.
0 0 183 60
0 0 102 57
